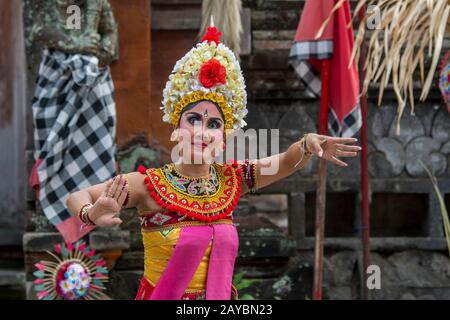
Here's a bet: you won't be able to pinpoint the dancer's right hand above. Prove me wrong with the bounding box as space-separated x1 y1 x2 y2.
88 175 128 228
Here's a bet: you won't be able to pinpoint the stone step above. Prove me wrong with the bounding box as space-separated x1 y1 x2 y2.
0 269 25 287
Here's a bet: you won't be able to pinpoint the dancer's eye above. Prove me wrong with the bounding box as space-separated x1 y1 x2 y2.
208 119 222 129
187 115 201 126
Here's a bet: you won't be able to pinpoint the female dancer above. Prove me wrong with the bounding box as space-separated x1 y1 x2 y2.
66 25 361 300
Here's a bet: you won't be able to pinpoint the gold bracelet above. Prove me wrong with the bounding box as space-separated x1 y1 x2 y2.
251 161 258 193
303 134 313 156
85 208 95 226
294 135 312 168
122 174 131 206
79 203 94 225
78 203 91 221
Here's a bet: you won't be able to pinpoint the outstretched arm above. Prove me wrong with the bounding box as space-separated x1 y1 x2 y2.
240 133 361 193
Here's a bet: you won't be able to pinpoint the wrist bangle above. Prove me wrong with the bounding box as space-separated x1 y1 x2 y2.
294 135 312 168
122 174 131 206
85 209 95 226
78 203 91 222
79 203 95 225
303 134 313 156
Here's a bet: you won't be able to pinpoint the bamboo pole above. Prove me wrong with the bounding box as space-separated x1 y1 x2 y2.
357 5 371 301
313 58 331 300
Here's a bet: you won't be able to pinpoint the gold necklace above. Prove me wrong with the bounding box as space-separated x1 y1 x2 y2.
171 163 216 196
171 163 213 181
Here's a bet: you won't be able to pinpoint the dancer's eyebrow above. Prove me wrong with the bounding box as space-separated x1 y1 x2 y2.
185 111 201 118
208 117 223 123
185 112 222 123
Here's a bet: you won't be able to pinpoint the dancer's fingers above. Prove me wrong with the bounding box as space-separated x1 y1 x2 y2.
310 141 324 157
113 176 127 201
335 150 358 157
330 156 348 167
327 137 358 144
111 175 123 199
108 176 120 198
111 217 123 225
101 179 114 197
336 144 362 152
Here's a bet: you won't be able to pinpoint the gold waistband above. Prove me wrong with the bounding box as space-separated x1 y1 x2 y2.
140 219 234 232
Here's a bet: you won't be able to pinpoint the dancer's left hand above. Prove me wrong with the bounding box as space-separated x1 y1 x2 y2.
305 133 362 167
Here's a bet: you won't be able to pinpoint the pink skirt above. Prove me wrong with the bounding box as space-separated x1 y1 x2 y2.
135 277 238 300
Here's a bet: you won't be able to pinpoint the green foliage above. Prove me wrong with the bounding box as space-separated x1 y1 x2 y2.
239 294 255 300
232 271 258 300
421 161 450 256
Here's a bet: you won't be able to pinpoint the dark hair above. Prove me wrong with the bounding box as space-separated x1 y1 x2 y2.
177 100 225 127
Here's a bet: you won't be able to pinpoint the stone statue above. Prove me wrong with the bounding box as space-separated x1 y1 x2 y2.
28 0 120 243
31 0 118 66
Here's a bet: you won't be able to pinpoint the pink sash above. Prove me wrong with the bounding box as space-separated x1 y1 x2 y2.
150 224 239 300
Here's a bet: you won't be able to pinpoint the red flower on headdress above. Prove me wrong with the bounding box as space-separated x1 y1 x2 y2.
199 59 226 88
201 26 221 44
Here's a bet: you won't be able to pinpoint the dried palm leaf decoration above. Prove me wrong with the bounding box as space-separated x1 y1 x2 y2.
198 0 243 57
317 0 450 134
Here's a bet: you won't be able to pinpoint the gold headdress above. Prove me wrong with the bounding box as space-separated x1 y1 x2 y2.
161 19 247 133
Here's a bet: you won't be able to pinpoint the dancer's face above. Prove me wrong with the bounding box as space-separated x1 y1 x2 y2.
173 101 225 164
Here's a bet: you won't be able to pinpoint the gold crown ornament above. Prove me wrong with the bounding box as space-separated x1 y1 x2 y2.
161 19 247 133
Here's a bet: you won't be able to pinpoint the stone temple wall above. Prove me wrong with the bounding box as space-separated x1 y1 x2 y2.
237 0 450 300
19 0 450 300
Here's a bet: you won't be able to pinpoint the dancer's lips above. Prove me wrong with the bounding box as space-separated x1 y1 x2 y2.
192 142 208 150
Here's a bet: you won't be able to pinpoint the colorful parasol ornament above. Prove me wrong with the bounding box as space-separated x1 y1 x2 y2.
33 241 110 300
439 50 450 112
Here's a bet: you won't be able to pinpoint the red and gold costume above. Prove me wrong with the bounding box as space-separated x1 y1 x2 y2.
134 160 257 300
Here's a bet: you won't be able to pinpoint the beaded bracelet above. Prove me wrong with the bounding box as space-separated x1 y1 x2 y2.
79 203 95 226
250 161 258 193
242 159 258 193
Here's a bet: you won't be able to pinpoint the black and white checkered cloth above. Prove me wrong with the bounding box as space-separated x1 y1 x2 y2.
32 49 117 226
289 40 333 98
289 40 362 137
327 102 362 138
